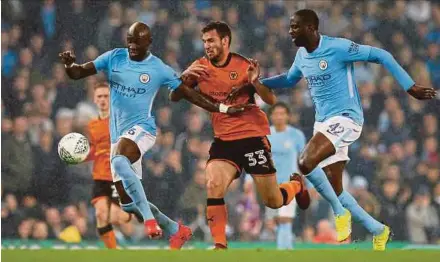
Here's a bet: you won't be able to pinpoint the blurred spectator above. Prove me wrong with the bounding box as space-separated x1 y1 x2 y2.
406 187 439 244
45 207 63 238
236 177 262 241
40 0 58 40
1 31 18 78
2 116 33 198
1 194 22 238
378 179 407 240
179 167 207 240
32 221 49 240
312 219 338 244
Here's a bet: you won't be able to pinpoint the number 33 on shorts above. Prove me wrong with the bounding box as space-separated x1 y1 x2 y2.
245 150 268 167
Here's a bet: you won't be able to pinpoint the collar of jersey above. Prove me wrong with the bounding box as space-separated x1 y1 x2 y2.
304 34 324 57
127 51 153 65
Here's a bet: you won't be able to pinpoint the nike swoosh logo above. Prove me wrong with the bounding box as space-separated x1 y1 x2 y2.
112 69 121 72
301 65 313 68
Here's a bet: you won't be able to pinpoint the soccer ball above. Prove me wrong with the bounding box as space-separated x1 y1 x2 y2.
58 132 90 164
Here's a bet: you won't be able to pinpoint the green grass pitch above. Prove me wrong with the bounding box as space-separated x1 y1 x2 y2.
2 250 440 262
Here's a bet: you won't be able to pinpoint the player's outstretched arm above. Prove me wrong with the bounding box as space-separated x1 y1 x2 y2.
59 51 97 80
170 62 208 102
175 84 249 115
366 47 437 100
339 40 437 100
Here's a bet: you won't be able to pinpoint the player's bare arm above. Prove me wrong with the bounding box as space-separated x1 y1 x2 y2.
171 63 250 115
247 59 277 105
225 59 277 105
169 62 207 102
174 83 249 115
59 51 97 80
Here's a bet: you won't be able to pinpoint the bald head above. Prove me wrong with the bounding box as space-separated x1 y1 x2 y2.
128 22 151 39
127 22 152 61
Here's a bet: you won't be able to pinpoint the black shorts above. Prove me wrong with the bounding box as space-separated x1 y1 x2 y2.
208 136 277 176
91 180 119 205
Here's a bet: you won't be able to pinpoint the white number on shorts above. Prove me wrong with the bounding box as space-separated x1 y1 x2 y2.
245 150 267 167
110 185 119 198
327 123 345 136
245 152 257 167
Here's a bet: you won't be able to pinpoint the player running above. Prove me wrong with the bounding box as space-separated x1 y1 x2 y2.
170 21 310 249
59 21 244 249
266 102 332 250
249 9 437 250
85 82 132 249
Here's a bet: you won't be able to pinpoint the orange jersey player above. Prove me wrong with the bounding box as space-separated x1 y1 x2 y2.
85 82 131 249
171 21 311 249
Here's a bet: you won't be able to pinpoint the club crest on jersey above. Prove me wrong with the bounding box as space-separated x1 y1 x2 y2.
229 71 238 80
319 60 328 70
139 73 150 84
284 141 292 149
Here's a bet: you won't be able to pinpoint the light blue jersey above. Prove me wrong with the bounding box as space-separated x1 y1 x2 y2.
262 35 415 125
93 48 181 143
269 125 306 184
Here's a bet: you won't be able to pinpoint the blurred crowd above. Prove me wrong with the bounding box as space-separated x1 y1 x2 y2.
2 0 440 245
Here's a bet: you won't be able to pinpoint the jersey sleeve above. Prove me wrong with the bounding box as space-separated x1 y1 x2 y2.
261 52 302 89
336 38 414 91
334 38 372 63
162 64 182 91
92 50 113 72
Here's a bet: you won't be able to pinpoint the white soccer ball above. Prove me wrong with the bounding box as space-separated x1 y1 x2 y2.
58 132 90 165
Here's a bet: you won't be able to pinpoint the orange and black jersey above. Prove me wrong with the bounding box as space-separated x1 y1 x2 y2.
188 53 270 141
86 117 112 181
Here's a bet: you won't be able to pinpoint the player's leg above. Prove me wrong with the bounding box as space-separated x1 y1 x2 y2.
110 127 161 238
275 202 296 250
298 132 346 216
205 160 237 249
252 174 307 209
91 181 118 249
92 196 117 249
109 202 132 226
323 161 390 250
148 202 193 250
247 137 309 209
299 118 353 241
108 184 132 226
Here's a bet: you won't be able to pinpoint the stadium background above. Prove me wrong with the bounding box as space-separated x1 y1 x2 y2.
1 0 440 247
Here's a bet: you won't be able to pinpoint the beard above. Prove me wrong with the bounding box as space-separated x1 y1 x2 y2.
207 48 224 63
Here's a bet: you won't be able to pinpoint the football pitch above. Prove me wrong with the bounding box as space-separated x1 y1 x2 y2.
3 250 440 262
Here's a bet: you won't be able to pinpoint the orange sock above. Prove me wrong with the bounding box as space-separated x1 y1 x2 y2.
206 198 228 247
98 224 117 249
279 180 301 205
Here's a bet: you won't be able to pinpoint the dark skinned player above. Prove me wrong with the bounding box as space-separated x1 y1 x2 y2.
59 21 248 249
248 9 437 250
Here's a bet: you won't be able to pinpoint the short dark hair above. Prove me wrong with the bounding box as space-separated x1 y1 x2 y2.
295 9 319 30
270 102 290 115
201 21 232 47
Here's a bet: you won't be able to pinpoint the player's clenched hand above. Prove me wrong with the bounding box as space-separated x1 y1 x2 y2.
58 51 76 66
407 84 437 100
247 59 261 84
226 103 255 115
